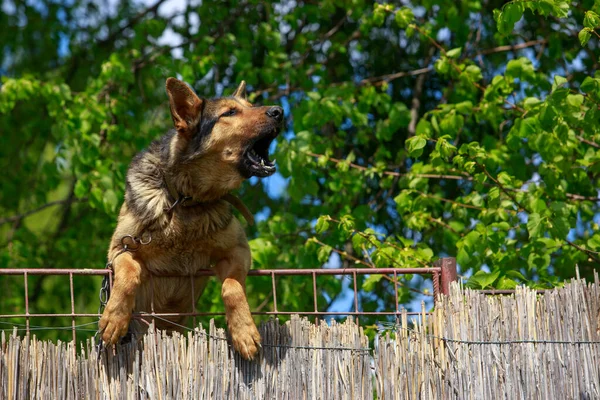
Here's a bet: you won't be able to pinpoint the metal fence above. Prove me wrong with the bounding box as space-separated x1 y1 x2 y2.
0 258 457 344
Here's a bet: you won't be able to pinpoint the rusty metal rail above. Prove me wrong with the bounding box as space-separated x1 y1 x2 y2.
0 257 458 344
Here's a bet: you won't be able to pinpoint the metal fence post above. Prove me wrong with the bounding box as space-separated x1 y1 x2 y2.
435 257 457 296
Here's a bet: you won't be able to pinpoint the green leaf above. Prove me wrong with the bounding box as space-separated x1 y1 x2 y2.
587 234 600 250
583 11 600 29
306 91 321 101
362 274 383 291
580 77 599 93
395 7 414 28
455 101 473 114
497 3 523 34
528 251 551 270
372 4 387 26
74 180 89 198
317 245 332 263
440 112 464 137
550 215 570 239
469 269 501 289
553 1 569 18
527 213 544 239
351 233 366 253
506 57 535 80
434 57 450 75
506 270 527 281
415 119 432 137
519 118 540 137
463 65 483 82
530 198 547 213
436 136 457 160
315 215 330 234
566 94 584 108
406 136 427 157
91 187 103 205
497 172 513 186
446 47 462 59
249 238 277 267
463 231 481 251
578 29 592 47
552 75 568 92
488 187 500 205
339 215 355 236
496 277 517 290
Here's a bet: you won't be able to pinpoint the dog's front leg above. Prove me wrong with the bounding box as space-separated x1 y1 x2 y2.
99 252 144 345
214 245 261 360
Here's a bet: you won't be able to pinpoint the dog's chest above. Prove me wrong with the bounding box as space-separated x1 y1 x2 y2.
142 241 213 275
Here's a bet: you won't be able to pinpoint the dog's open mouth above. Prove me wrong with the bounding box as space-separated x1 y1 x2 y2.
241 131 278 178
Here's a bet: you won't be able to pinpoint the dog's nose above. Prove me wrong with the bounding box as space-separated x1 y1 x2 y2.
266 106 283 122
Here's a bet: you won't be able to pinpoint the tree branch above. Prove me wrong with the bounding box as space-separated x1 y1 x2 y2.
0 198 85 227
307 152 598 202
306 151 468 180
477 39 548 56
359 67 433 87
415 190 486 211
577 135 600 149
476 161 526 212
408 47 435 136
566 240 600 263
426 215 462 236
99 0 168 48
312 238 374 268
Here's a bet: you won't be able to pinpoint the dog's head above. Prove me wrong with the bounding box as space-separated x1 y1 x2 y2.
165 78 283 183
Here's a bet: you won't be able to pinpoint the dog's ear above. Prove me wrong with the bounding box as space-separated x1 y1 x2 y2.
166 78 203 137
232 81 247 100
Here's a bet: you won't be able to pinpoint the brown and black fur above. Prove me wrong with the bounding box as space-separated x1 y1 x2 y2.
99 78 283 360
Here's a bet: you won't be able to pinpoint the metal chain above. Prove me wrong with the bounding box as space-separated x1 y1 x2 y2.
95 232 151 353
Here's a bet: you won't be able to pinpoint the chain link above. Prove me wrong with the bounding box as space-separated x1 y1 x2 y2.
95 233 151 353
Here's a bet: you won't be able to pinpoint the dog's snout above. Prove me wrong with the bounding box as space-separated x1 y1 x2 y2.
266 106 283 122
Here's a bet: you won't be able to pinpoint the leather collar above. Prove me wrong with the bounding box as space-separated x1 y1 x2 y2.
162 173 255 226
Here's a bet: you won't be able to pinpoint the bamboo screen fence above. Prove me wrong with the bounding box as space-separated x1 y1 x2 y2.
2 276 600 399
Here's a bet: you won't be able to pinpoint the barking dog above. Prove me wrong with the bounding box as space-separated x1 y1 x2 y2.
99 78 283 360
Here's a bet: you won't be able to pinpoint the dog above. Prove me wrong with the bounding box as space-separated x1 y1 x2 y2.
98 78 283 360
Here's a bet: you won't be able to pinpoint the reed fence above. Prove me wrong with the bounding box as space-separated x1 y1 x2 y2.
2 276 600 399
376 275 600 399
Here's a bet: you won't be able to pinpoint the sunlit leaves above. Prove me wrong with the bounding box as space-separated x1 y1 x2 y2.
249 238 279 268
578 29 592 46
446 47 462 59
405 136 427 157
494 3 524 35
315 215 330 234
394 7 414 29
584 11 600 29
505 57 535 81
495 0 569 34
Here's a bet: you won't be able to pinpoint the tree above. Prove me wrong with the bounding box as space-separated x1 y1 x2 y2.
1 0 599 341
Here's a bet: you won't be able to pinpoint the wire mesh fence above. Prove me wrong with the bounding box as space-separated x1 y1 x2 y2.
0 258 458 344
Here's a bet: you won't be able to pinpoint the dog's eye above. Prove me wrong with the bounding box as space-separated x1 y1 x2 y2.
221 109 237 118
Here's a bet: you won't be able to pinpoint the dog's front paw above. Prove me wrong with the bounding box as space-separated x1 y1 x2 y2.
228 313 261 360
99 305 131 345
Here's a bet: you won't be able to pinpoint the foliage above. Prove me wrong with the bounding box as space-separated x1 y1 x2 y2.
1 0 600 340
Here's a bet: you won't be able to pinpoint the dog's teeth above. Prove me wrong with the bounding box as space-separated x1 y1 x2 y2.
260 159 265 166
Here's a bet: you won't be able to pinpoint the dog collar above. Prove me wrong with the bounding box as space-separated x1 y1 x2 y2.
162 174 255 226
